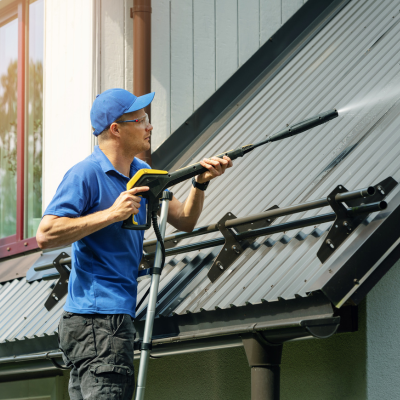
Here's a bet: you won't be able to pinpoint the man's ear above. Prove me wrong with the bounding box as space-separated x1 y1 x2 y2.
109 122 121 138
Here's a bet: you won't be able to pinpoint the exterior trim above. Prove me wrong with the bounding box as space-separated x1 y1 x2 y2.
16 0 25 242
0 1 39 259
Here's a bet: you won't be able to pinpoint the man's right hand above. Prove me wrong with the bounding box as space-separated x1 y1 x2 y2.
36 186 150 249
108 186 150 222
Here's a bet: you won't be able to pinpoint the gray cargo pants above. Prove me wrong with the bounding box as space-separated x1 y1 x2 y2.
58 311 136 400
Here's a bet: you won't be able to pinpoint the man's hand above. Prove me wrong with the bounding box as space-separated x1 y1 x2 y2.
108 186 149 222
197 156 233 184
36 186 150 249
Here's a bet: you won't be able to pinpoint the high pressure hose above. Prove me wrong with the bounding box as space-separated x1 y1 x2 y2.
135 211 166 312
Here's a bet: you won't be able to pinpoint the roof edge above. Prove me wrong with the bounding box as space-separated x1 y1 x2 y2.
152 0 351 170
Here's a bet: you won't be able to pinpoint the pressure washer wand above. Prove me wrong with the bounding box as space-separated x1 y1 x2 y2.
166 109 338 187
247 108 339 151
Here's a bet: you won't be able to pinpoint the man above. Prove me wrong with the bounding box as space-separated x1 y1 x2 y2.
36 88 232 400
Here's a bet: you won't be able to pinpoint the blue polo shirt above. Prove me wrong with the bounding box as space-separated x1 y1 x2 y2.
44 146 149 318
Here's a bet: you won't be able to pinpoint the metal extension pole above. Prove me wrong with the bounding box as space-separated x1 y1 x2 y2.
135 191 171 400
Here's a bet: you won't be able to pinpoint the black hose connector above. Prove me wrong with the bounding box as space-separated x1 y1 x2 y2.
162 191 173 201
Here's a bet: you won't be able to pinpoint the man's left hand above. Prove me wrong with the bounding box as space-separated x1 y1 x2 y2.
197 156 233 184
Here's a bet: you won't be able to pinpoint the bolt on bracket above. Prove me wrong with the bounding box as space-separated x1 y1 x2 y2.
317 177 397 263
44 252 71 311
208 206 279 283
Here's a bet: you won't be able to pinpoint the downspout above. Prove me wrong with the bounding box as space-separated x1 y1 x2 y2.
132 0 152 166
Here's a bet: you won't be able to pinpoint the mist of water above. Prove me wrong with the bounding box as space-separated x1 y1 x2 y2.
337 84 400 115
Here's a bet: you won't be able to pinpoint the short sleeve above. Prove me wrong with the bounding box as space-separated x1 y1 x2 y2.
43 169 91 218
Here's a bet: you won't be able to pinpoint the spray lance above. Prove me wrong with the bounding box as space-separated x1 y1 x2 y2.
130 108 338 400
122 108 339 231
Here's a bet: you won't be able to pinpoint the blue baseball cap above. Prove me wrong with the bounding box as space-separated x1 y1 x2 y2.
90 88 155 136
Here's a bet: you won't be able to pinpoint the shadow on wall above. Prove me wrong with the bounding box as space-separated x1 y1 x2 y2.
281 301 366 400
60 302 366 400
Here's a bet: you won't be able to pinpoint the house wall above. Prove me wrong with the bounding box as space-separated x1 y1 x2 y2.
42 0 95 210
366 258 400 400
0 376 63 400
151 0 308 150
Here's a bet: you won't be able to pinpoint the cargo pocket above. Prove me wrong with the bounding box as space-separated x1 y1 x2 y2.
59 312 96 362
89 364 135 399
110 314 136 368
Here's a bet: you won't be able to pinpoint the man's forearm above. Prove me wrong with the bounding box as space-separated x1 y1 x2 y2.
36 210 117 249
168 186 205 232
36 185 149 250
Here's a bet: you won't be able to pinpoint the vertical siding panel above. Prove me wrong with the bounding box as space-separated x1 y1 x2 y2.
100 0 125 91
260 0 281 45
282 0 303 24
238 0 259 66
193 0 215 110
170 0 193 133
216 0 238 89
124 0 133 92
151 0 171 150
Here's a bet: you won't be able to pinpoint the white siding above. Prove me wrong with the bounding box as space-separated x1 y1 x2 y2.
43 0 95 210
193 0 215 111
170 0 193 133
151 0 171 150
151 0 308 150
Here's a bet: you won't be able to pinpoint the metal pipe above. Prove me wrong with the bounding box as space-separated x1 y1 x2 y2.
347 200 387 216
143 201 384 260
135 193 170 400
252 366 280 400
34 257 71 272
133 0 152 166
143 186 375 247
145 213 335 260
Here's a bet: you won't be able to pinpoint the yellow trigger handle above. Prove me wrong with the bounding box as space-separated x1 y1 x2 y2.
126 168 169 226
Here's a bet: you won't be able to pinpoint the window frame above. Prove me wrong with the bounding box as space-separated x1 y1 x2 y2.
0 0 40 258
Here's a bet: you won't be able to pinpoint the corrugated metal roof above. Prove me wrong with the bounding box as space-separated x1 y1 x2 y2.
1 0 400 344
139 0 400 315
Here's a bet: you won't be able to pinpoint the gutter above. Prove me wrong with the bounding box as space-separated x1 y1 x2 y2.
0 313 339 366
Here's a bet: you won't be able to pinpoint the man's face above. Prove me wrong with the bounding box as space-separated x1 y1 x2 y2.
115 109 153 155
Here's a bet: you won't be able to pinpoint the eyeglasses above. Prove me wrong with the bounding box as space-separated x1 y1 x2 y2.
116 113 149 125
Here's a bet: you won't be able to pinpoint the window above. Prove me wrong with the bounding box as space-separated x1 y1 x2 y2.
0 0 43 258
